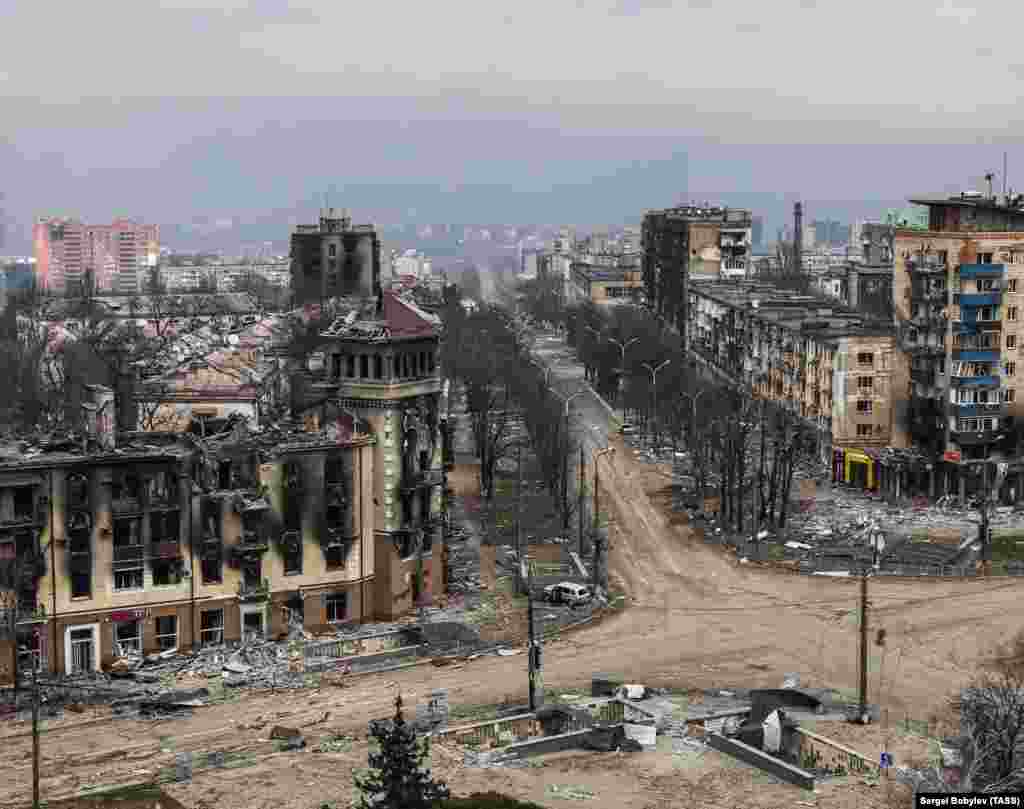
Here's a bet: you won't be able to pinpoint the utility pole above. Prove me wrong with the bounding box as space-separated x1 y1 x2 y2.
593 448 614 595
32 658 40 809
527 561 542 711
857 569 870 724
515 442 523 563
578 445 585 555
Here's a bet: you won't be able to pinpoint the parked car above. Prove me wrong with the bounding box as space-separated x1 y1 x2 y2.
543 582 592 606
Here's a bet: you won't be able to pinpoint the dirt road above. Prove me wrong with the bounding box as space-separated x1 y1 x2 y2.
4 439 1020 807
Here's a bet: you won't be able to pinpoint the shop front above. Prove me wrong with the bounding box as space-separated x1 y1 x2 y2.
838 448 877 490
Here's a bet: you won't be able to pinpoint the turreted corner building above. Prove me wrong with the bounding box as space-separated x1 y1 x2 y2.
290 208 382 305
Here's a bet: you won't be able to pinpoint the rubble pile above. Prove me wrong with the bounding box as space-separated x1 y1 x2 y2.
444 523 481 596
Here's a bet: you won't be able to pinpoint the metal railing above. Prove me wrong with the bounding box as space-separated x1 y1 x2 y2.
794 727 876 775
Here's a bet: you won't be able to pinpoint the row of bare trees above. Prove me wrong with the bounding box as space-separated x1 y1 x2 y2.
517 294 816 534
441 287 579 530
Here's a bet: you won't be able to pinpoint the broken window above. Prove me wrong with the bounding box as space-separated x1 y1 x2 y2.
155 615 177 651
148 469 178 507
325 544 348 570
325 592 348 623
200 498 222 584
113 517 143 591
242 610 263 639
218 461 232 490
12 487 34 522
111 472 142 513
201 553 222 585
115 620 142 655
114 568 144 591
283 533 302 575
200 609 224 646
69 532 91 598
152 559 181 587
283 462 302 532
151 510 180 544
856 352 874 366
242 559 262 591
67 473 89 510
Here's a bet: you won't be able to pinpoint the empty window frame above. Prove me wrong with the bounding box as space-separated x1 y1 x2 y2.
200 609 224 646
325 592 348 623
155 615 177 650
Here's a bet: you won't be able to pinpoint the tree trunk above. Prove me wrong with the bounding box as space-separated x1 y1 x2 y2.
779 448 797 529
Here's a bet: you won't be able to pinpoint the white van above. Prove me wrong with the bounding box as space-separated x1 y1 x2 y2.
543 582 592 606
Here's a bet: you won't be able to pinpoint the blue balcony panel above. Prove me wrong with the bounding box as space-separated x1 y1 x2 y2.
955 403 1005 417
954 350 1000 362
954 375 1000 387
959 293 1001 307
958 263 1006 278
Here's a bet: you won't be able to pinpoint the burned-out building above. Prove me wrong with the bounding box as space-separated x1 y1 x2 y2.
295 290 445 619
641 204 753 350
0 384 377 678
891 191 1024 501
289 208 382 306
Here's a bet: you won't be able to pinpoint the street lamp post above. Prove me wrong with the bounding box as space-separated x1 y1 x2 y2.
550 387 587 530
642 360 671 450
609 337 640 416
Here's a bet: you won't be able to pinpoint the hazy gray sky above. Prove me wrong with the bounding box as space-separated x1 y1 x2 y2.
1 0 1019 246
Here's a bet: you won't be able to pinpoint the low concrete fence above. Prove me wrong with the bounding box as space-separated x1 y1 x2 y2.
432 700 626 747
304 628 420 665
706 732 816 790
307 644 427 672
793 727 877 776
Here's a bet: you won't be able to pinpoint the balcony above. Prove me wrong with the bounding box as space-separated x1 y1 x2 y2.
236 530 269 554
953 375 1000 387
238 579 270 602
958 263 1006 278
954 349 1000 362
956 402 1005 417
15 603 47 626
906 258 947 274
111 496 143 515
112 544 144 568
959 293 1001 307
150 541 182 560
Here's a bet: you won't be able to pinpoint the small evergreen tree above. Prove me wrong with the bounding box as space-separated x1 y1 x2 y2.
355 694 450 809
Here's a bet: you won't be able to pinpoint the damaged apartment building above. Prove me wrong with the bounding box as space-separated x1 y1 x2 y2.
686 281 904 489
641 204 753 349
0 211 447 678
892 190 1024 501
0 383 376 678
